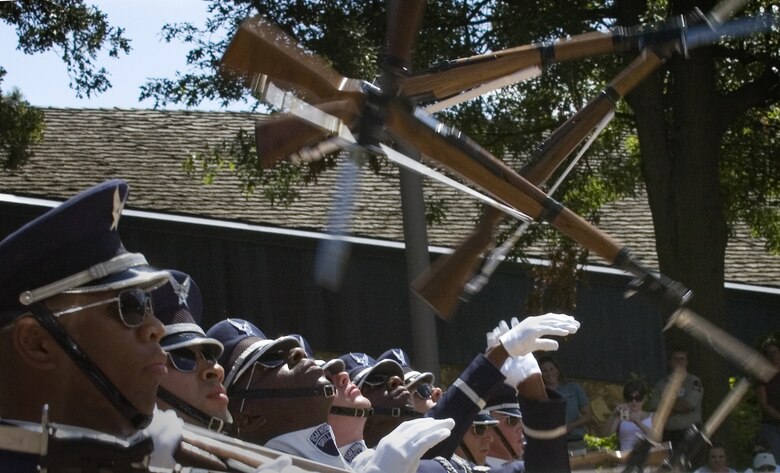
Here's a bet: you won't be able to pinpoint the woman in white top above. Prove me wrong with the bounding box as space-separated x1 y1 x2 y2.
603 380 653 451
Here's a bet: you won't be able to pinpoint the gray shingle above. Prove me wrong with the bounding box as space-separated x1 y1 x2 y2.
1 108 778 287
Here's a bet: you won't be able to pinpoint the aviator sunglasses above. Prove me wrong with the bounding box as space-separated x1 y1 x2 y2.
50 288 153 327
414 383 434 399
167 346 219 372
362 374 392 388
500 416 521 427
254 347 291 369
472 424 491 437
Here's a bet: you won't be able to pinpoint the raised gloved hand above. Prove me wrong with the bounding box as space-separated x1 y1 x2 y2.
501 352 542 387
146 407 184 469
498 313 579 357
352 417 455 473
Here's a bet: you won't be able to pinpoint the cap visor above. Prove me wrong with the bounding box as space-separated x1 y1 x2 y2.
322 358 346 374
355 359 404 388
404 370 435 389
162 331 224 358
65 266 170 294
231 335 301 386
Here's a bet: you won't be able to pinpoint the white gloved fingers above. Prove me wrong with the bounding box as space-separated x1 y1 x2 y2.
280 466 310 473
498 319 511 334
499 313 579 357
361 418 454 473
500 357 524 387
502 353 542 387
537 313 580 333
533 338 560 352
510 316 520 327
516 352 542 378
486 331 499 349
254 454 293 473
146 407 184 469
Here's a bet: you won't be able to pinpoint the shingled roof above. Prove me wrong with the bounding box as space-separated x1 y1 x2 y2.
1 108 779 288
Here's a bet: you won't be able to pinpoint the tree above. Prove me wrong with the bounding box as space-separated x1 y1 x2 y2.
0 0 131 168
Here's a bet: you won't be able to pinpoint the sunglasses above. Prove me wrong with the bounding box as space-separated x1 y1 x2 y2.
255 348 290 369
625 393 644 402
472 424 491 437
414 383 433 399
50 288 153 327
502 416 521 427
362 374 391 387
757 467 775 472
167 347 219 372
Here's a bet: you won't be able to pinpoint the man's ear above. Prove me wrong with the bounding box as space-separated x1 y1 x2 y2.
11 317 60 370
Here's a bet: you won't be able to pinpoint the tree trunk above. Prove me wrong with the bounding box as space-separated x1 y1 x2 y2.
620 0 729 428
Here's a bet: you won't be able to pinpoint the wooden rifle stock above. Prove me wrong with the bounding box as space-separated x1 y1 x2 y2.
411 206 504 318
255 98 361 168
385 0 426 71
221 17 363 102
411 48 665 318
387 101 630 267
223 12 682 169
401 31 618 101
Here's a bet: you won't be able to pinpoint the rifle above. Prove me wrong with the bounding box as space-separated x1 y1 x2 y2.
223 9 728 169
657 378 751 472
409 4 780 318
621 367 686 473
0 407 154 473
410 42 668 319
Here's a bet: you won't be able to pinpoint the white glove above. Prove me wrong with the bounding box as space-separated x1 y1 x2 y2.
498 313 579 357
254 454 308 473
352 417 455 473
146 407 184 469
486 317 519 350
501 352 542 387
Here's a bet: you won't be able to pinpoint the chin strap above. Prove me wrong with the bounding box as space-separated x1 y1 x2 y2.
460 443 477 465
491 424 520 460
29 303 152 430
157 387 229 433
370 406 421 418
329 406 373 418
230 384 335 400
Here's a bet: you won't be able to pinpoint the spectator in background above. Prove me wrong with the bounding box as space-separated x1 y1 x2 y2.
538 354 592 452
650 346 703 447
692 442 736 473
744 451 778 473
602 379 653 451
756 337 780 460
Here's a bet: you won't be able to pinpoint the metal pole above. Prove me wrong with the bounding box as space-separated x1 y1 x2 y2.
397 143 441 381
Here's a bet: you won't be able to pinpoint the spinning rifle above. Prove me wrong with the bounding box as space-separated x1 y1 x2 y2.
230 6 758 169
411 2 780 318
219 1 779 385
